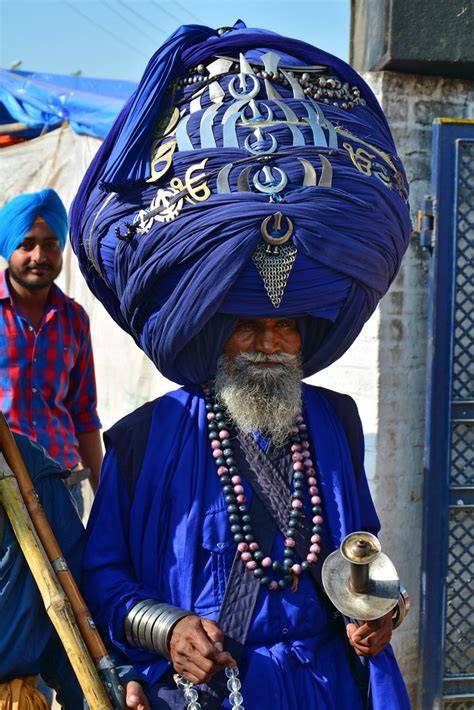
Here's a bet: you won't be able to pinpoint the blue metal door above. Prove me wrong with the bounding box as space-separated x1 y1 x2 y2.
420 119 474 709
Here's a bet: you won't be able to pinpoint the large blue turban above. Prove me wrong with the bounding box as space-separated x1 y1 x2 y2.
70 22 411 385
0 189 68 261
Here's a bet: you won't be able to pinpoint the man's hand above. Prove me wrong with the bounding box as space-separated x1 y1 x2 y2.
169 615 236 684
77 429 103 492
125 680 150 709
346 610 393 657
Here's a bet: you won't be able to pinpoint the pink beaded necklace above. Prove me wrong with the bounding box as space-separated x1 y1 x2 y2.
204 385 324 591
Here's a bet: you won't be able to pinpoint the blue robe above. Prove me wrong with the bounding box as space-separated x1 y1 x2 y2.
0 434 85 707
82 384 410 709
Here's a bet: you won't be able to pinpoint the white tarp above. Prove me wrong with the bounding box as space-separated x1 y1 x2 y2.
0 125 174 432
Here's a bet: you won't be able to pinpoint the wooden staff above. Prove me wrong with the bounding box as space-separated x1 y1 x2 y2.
0 414 124 709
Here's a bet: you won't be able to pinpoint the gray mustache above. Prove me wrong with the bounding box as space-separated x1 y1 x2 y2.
233 351 299 366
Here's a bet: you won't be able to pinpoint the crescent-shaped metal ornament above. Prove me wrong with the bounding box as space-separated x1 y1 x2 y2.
237 166 253 192
261 212 294 245
298 158 318 187
216 163 233 194
318 154 333 187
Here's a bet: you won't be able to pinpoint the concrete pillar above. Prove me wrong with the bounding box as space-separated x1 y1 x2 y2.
368 72 474 705
310 72 474 705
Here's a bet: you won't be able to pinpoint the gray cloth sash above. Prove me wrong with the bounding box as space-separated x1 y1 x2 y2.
234 432 334 594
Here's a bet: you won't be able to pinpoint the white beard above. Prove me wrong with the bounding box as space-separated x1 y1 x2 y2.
214 351 303 447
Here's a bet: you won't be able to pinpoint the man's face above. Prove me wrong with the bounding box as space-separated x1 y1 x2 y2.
8 221 63 291
216 317 303 445
224 317 302 363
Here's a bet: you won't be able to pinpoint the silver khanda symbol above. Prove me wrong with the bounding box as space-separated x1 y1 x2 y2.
253 166 288 194
245 128 278 155
241 100 273 125
242 99 278 155
227 52 260 101
228 72 260 100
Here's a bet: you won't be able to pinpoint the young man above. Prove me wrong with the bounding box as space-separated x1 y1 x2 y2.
71 21 413 710
0 189 102 513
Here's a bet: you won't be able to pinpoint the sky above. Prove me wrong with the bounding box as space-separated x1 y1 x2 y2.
0 0 350 82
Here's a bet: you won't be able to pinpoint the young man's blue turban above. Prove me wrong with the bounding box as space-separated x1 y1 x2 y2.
0 189 68 261
70 22 411 385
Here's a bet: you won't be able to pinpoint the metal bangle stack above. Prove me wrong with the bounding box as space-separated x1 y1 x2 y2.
124 599 193 660
174 667 245 710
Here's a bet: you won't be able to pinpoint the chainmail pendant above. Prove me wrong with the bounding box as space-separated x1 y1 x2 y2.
252 241 298 308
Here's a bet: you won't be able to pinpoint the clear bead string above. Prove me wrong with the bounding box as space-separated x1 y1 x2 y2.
174 667 245 710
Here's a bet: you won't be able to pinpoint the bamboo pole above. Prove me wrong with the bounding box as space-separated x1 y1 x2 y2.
0 454 113 709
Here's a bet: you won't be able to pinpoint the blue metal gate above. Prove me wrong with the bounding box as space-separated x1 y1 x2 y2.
420 119 474 709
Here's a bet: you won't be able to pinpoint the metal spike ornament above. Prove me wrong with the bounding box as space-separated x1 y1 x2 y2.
252 212 296 308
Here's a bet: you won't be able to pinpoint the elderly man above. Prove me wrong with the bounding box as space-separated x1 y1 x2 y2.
72 21 412 710
82 316 408 709
0 189 102 513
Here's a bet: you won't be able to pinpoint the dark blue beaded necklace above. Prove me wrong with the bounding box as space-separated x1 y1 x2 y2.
204 385 323 591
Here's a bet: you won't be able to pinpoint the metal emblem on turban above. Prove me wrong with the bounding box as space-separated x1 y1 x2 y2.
252 212 297 308
121 47 407 241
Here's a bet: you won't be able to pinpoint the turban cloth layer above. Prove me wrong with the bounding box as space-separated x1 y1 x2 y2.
70 23 411 385
0 189 68 261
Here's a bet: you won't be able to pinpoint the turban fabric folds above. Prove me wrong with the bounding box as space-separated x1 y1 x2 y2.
0 189 68 261
70 22 411 385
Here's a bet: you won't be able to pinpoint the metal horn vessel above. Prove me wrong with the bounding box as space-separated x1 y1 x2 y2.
322 531 401 620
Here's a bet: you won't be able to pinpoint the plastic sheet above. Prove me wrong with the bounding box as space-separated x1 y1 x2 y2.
0 69 136 139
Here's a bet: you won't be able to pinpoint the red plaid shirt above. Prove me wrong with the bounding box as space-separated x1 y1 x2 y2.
0 270 101 468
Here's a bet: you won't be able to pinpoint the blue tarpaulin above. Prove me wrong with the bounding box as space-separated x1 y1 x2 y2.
0 69 136 139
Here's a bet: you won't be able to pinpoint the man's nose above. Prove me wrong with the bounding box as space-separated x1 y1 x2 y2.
30 245 47 261
256 328 279 354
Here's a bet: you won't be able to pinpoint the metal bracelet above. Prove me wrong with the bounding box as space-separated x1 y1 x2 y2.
124 598 154 646
392 586 410 630
124 600 194 659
